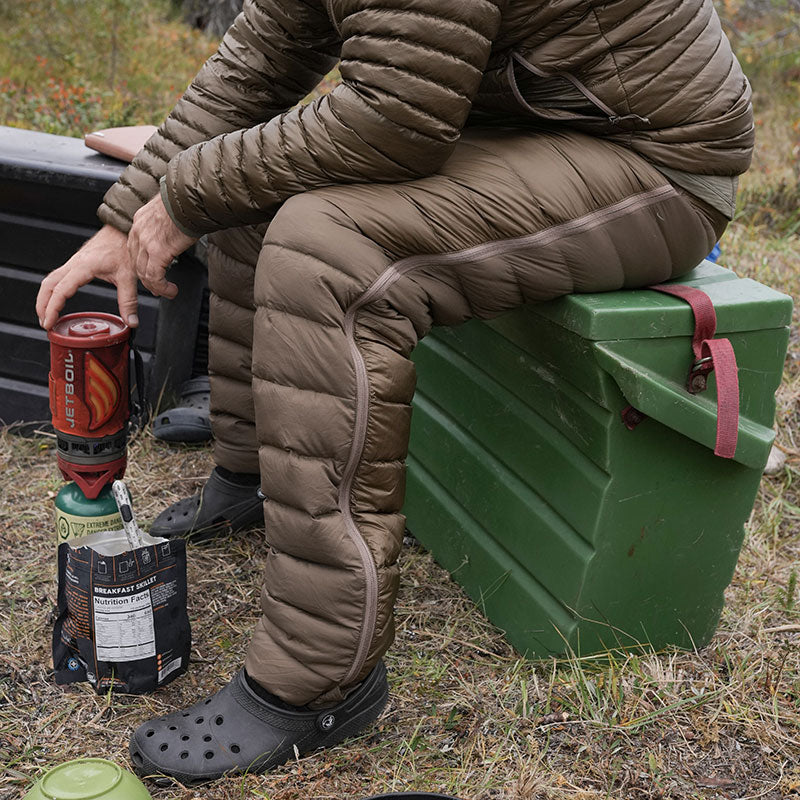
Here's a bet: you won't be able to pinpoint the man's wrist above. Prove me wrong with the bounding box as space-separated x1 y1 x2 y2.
159 176 204 239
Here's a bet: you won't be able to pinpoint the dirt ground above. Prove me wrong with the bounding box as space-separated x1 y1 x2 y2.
1 393 799 800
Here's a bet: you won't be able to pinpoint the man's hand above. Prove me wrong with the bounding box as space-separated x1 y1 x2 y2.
128 194 197 298
36 225 138 330
36 195 197 331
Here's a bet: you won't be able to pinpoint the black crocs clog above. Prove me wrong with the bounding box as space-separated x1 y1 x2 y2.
149 467 263 541
152 376 212 443
129 662 389 785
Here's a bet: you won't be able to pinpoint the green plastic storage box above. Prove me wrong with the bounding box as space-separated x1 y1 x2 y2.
405 262 792 657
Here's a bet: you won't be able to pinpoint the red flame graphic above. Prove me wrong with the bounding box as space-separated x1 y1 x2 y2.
85 353 121 430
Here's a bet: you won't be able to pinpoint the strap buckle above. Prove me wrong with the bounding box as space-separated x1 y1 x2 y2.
621 404 647 430
687 355 714 394
643 283 740 459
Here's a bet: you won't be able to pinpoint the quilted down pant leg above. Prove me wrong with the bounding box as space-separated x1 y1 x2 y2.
205 224 269 473
242 127 727 706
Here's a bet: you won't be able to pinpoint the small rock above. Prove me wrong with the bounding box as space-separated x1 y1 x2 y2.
537 711 569 725
695 774 736 789
763 445 786 475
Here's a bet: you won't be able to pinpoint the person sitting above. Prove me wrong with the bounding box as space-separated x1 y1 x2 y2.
36 0 752 784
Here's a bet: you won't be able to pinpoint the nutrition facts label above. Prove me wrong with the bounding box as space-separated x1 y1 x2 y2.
93 589 156 661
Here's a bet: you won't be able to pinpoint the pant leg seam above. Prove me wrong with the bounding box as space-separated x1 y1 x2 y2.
336 181 680 686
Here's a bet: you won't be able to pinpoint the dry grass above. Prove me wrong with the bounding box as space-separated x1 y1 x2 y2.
2 398 799 800
2 3 800 800
1 415 798 800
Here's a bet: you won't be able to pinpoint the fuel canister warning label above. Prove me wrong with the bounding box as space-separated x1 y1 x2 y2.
56 509 122 543
93 589 156 661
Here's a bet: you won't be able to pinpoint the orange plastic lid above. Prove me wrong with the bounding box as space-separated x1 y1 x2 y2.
47 313 129 348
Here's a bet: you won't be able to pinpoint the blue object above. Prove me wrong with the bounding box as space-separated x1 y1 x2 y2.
707 242 721 263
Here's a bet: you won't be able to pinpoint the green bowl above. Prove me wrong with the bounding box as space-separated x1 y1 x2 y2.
24 759 151 800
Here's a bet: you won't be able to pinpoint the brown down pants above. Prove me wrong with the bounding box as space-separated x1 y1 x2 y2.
203 127 728 707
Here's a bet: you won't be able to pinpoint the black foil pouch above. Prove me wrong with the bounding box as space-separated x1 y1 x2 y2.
53 531 191 694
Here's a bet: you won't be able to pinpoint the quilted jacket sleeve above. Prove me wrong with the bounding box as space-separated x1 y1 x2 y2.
97 0 340 233
162 0 505 236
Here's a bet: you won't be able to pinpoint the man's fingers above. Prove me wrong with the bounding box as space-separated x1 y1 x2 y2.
36 224 132 329
128 196 194 300
132 244 168 297
156 279 179 299
129 232 150 289
36 278 55 326
41 269 88 329
36 264 71 324
116 270 140 328
135 247 178 299
141 270 179 299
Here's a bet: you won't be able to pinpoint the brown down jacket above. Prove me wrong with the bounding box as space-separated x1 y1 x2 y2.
98 0 754 238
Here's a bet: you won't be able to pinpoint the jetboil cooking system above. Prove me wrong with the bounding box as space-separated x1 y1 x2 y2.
48 312 130 500
49 312 131 543
48 312 190 694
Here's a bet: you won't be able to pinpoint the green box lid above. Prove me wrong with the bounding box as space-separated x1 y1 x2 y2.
529 261 793 341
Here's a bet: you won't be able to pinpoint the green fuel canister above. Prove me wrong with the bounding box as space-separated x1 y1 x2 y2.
55 482 122 546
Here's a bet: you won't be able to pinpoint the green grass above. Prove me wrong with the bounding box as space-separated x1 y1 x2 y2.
0 0 218 136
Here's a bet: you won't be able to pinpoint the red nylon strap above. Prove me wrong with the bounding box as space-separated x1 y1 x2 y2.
649 284 740 459
702 337 739 458
650 283 717 361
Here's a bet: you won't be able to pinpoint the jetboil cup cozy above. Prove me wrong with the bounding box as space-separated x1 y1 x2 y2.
48 313 130 499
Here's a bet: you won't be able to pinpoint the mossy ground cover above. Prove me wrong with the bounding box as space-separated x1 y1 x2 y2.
1 1 798 798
